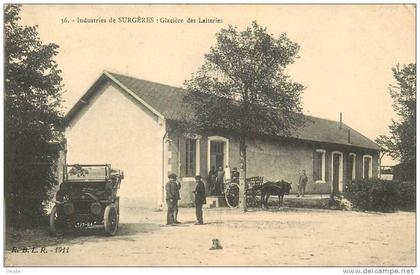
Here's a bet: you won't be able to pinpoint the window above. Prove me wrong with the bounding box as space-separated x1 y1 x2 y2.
363 155 373 179
185 138 196 177
314 149 326 182
349 153 356 180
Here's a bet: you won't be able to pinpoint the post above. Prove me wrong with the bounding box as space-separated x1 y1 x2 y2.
239 134 247 212
340 112 342 129
348 129 351 143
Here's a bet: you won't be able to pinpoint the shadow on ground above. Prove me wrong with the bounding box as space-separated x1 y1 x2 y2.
5 222 161 251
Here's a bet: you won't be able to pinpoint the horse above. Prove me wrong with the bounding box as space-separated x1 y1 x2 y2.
261 180 292 208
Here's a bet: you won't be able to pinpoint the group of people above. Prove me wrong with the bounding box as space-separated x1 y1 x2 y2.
207 165 240 195
165 169 309 225
165 173 206 225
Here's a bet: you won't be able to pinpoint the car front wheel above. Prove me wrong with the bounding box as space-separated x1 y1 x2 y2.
49 205 66 236
104 204 119 236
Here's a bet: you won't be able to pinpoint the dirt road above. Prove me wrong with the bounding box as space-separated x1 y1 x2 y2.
4 205 415 266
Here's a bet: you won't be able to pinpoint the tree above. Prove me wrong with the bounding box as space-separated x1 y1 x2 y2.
5 5 64 225
184 22 304 211
376 63 416 181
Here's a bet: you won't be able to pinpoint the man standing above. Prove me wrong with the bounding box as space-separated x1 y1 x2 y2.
174 177 181 224
207 167 216 195
165 173 180 225
193 175 206 225
231 167 240 184
216 166 225 195
224 164 231 182
297 169 308 197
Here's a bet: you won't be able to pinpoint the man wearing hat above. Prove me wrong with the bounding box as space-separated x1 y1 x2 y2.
192 175 206 225
297 169 308 197
174 176 182 224
165 173 180 225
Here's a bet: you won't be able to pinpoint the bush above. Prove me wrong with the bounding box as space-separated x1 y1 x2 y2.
327 195 353 211
398 181 416 211
393 162 416 182
344 179 399 212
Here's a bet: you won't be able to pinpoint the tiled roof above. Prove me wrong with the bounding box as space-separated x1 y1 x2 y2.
108 72 191 120
293 115 380 150
66 71 380 151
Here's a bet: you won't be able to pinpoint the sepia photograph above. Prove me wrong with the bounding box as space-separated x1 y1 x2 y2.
2 2 416 269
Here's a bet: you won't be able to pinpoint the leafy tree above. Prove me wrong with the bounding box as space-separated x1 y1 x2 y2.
376 63 416 181
184 22 304 211
5 4 64 225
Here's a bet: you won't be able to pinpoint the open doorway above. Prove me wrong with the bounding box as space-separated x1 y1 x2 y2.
207 136 229 196
210 141 224 171
331 151 343 194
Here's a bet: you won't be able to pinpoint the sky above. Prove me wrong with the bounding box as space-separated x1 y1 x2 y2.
19 4 416 165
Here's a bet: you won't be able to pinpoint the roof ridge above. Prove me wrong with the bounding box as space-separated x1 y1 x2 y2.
104 71 379 150
105 72 351 124
305 114 340 124
106 70 186 92
66 70 380 150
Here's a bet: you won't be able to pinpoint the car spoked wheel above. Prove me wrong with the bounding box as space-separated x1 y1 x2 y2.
225 183 240 208
49 205 66 236
104 204 118 236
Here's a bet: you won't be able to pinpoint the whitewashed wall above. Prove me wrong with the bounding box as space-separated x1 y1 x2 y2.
66 81 165 208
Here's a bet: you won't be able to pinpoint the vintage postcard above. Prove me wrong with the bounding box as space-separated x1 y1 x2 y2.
3 3 416 269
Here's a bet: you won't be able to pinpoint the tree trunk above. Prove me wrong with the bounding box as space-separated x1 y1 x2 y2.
239 134 247 212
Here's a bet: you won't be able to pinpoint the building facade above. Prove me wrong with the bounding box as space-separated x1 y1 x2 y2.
64 71 380 208
166 129 379 206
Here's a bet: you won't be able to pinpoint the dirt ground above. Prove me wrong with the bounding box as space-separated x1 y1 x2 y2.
4 203 416 267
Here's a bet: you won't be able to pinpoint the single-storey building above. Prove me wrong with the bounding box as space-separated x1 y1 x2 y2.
64 71 381 208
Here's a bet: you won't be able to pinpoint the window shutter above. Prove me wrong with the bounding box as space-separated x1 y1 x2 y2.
347 155 351 180
185 139 189 176
313 150 319 181
325 152 330 182
348 155 354 180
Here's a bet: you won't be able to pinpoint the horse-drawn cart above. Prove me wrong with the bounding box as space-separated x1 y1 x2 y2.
245 176 264 207
224 176 292 209
224 176 264 208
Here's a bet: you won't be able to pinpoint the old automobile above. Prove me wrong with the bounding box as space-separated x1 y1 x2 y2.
50 164 124 236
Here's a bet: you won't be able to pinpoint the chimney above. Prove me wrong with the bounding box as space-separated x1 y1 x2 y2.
348 129 351 144
339 112 342 129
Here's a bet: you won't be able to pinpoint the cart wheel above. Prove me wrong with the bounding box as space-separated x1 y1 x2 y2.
104 204 118 236
225 183 240 208
49 205 65 236
246 193 259 208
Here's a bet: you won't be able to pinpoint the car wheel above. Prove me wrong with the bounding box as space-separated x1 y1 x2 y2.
104 204 118 236
49 205 65 236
